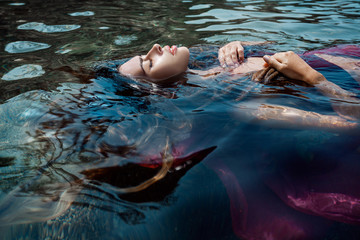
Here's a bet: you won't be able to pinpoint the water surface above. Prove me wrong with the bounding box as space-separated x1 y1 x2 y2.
1 0 360 239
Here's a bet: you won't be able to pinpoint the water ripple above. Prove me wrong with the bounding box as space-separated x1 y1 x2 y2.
8 3 25 6
114 35 138 46
5 41 51 53
1 64 45 81
189 4 213 10
17 22 81 33
68 11 95 17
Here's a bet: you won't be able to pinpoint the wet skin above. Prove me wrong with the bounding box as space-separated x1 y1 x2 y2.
118 44 190 82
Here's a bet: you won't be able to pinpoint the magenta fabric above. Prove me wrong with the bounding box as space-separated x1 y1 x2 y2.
208 45 360 239
304 45 360 58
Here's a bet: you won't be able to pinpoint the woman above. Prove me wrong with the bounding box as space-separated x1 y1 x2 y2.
118 41 360 129
118 41 360 83
119 41 360 239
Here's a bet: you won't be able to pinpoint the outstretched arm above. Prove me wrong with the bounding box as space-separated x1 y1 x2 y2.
263 51 360 120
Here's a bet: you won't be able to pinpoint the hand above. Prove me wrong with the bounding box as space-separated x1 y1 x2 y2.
263 51 324 85
218 41 244 68
252 67 280 84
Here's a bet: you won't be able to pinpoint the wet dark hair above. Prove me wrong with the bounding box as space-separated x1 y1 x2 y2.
93 59 125 79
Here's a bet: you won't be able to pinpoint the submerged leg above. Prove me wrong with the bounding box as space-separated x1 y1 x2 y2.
235 103 358 131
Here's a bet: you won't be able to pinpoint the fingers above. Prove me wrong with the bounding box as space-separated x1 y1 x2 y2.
230 46 238 65
252 67 269 82
237 43 244 63
264 68 275 79
225 54 234 67
218 41 244 68
252 67 280 84
218 48 225 67
230 42 244 64
263 55 283 71
263 68 279 84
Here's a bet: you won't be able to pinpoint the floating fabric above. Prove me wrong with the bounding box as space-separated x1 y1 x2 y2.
1 64 45 81
5 41 51 53
17 22 80 33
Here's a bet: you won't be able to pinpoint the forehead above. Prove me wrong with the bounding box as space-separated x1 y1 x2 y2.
119 56 145 77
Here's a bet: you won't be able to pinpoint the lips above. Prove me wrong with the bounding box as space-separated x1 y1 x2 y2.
170 45 177 56
164 45 177 56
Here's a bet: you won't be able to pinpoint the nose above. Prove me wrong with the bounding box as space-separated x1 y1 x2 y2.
144 44 162 59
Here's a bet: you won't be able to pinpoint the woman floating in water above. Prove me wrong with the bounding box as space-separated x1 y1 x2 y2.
2 41 359 240
118 41 360 130
117 41 360 239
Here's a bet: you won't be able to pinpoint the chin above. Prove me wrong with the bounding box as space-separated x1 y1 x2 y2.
179 46 190 55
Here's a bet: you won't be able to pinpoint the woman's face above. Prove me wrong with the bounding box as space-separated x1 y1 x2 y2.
118 44 190 81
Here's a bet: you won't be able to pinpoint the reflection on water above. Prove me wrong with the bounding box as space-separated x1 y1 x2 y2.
1 64 45 81
17 22 81 33
1 0 360 239
68 11 95 17
5 41 51 53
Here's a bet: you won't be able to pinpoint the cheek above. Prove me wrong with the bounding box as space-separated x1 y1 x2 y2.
168 56 188 72
166 60 187 75
149 66 177 79
153 61 177 74
149 55 189 79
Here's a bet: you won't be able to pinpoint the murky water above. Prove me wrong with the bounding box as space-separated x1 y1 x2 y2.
1 0 360 239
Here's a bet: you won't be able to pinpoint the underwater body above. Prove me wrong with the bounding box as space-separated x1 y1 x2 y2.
1 0 360 239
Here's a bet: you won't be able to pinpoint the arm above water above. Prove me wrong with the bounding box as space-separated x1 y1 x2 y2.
218 41 270 68
264 51 360 120
263 51 326 85
188 41 269 77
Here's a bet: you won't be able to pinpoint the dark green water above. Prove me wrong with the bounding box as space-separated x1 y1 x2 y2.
1 0 360 239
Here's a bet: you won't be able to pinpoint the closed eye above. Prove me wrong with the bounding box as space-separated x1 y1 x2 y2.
140 55 153 70
138 55 146 75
